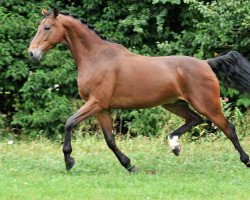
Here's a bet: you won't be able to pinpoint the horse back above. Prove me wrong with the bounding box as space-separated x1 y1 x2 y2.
108 51 217 109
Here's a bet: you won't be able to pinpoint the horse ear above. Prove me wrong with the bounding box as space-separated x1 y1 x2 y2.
42 8 48 16
53 8 59 18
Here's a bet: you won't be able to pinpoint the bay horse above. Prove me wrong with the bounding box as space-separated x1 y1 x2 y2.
28 8 250 172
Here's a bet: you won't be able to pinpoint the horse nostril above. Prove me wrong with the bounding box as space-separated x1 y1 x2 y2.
28 51 33 57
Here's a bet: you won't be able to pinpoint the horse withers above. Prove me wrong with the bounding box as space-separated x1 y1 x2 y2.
28 8 250 172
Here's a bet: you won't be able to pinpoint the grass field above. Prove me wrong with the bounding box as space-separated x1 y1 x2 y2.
0 135 249 200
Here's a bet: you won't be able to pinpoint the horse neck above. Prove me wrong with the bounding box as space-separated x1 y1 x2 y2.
61 15 104 66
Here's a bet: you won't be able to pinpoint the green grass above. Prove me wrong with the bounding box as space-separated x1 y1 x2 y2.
0 135 249 200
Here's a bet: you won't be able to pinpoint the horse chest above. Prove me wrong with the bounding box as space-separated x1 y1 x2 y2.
77 75 103 99
77 77 92 99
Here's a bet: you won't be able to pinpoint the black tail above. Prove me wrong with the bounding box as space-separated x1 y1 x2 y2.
208 50 250 93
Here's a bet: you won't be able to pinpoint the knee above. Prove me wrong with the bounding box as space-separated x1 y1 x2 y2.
105 136 116 149
227 122 237 138
196 115 204 123
228 122 236 132
186 114 203 126
65 118 75 132
192 115 203 125
63 147 72 154
106 139 115 149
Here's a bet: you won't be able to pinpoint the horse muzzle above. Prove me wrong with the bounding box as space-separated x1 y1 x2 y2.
28 48 43 61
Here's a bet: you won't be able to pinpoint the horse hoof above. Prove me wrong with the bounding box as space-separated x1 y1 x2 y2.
66 157 75 170
128 166 139 173
245 161 250 168
172 145 181 156
168 135 181 156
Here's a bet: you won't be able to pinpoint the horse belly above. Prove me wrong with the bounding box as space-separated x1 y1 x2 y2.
109 80 180 109
109 96 178 109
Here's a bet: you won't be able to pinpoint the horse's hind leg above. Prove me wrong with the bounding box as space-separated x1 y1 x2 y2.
162 100 203 156
190 95 250 167
97 110 138 173
203 111 249 167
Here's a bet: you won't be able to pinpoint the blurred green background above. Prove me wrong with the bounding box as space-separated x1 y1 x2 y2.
0 0 249 139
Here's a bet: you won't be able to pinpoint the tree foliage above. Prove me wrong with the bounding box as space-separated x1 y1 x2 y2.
0 0 249 137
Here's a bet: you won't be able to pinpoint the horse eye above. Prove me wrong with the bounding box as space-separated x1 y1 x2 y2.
44 26 51 31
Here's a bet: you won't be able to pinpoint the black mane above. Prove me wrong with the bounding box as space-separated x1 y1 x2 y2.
60 12 108 40
45 10 108 40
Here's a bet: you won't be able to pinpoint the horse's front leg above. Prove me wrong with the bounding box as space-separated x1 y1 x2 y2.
63 97 101 170
97 110 138 173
